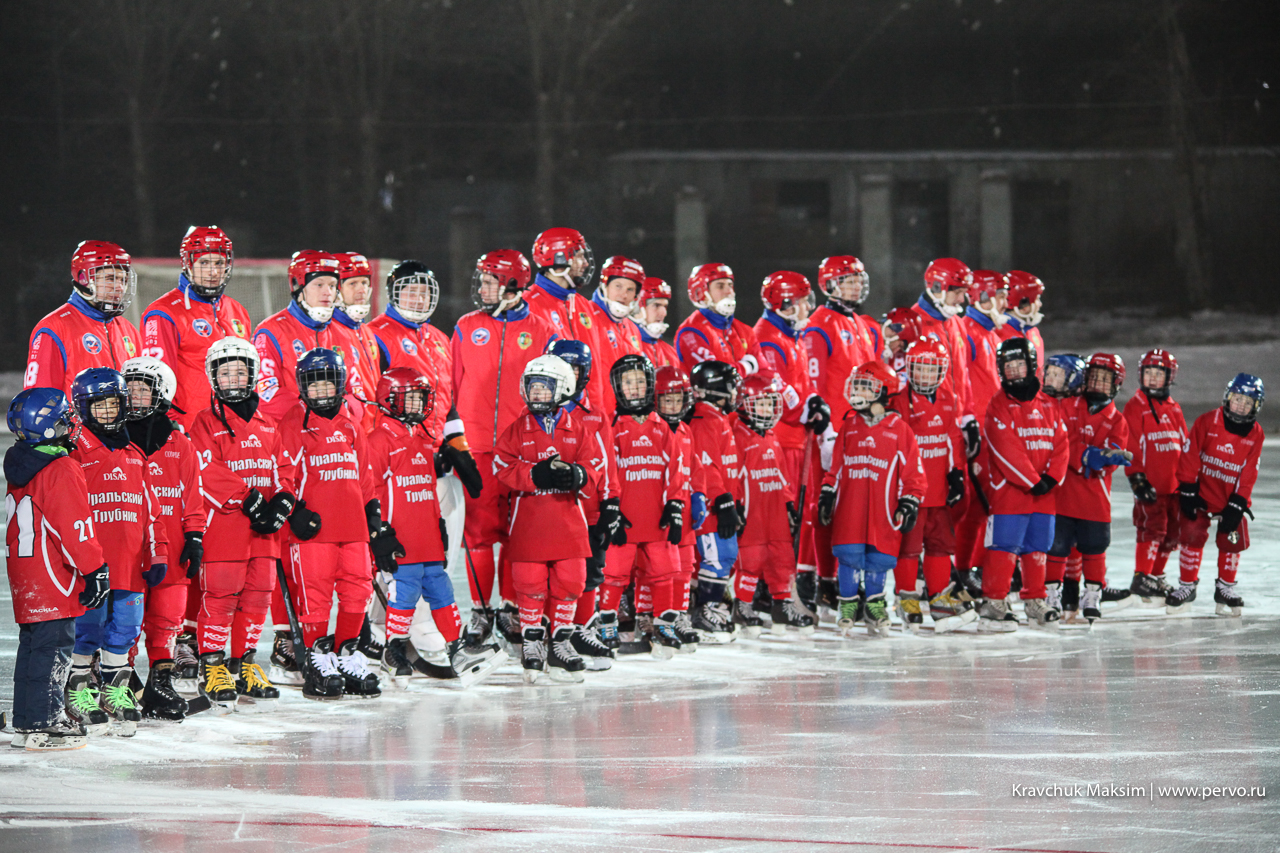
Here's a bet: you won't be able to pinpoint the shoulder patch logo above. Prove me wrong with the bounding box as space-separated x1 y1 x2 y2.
517 331 533 350
839 329 853 345
232 319 247 337
578 312 593 330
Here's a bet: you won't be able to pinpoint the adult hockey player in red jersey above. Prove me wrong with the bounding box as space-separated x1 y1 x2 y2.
979 339 1069 632
253 250 344 422
1169 374 1265 616
451 250 558 640
1045 354 1132 624
654 365 702 649
818 361 926 637
5 388 109 750
141 226 252 429
675 263 763 379
122 357 207 722
493 355 606 683
524 228 609 404
598 354 688 658
887 340 975 632
803 257 881 425
68 368 167 736
636 277 679 369
1122 349 1190 603
911 258 977 444
589 255 647 413
732 372 813 636
26 241 141 400
329 252 384 430
187 338 296 712
999 271 1046 377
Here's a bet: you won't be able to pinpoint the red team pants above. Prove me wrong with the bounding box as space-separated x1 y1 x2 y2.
512 558 586 634
142 581 189 663
736 540 797 602
286 541 374 648
463 451 510 607
894 506 957 596
1178 513 1249 584
198 556 275 659
600 541 682 617
1133 494 1181 576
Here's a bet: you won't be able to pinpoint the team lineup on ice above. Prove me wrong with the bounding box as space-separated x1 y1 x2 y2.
0 222 1269 800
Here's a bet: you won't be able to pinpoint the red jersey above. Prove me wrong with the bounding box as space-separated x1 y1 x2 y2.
70 430 166 593
4 450 105 623
141 426 206 586
1122 392 1190 498
1057 396 1131 523
141 280 253 429
451 303 560 453
493 408 607 562
366 306 457 440
959 311 1003 424
755 311 815 452
998 316 1046 380
277 402 376 545
889 384 964 509
188 401 292 562
733 419 792 545
666 419 699 546
612 412 687 543
821 411 926 555
366 415 446 564
588 295 646 412
674 309 758 377
983 391 1070 515
639 328 679 370
564 396 619 521
253 302 346 424
687 401 744 534
910 297 973 418
802 304 878 427
525 276 609 409
25 294 140 400
329 308 385 431
1176 408 1264 513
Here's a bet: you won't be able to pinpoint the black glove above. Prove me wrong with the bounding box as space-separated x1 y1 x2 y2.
946 468 966 507
180 532 204 580
895 495 920 533
817 484 836 527
252 491 295 534
142 562 167 588
1179 481 1202 520
439 517 449 554
805 395 831 435
713 493 738 539
79 563 110 609
735 499 747 534
588 521 611 555
597 498 625 545
531 456 560 490
660 500 685 545
1128 472 1158 504
585 552 606 592
1029 474 1057 497
364 499 383 536
288 499 323 541
1219 492 1250 534
611 509 633 546
240 488 268 524
786 501 800 538
438 438 483 500
962 420 982 460
370 523 405 575
547 461 586 492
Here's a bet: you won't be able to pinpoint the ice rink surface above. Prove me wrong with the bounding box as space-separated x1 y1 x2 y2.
0 445 1277 853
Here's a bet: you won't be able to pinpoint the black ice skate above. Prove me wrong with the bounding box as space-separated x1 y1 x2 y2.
198 651 240 714
464 607 494 648
1214 579 1244 617
233 649 280 704
1061 577 1081 622
269 630 304 686
673 611 700 652
732 598 764 638
1101 584 1134 611
356 615 384 662
495 603 523 657
64 669 111 736
570 621 615 670
770 598 816 635
651 611 683 660
336 638 382 699
817 577 840 614
382 637 414 688
547 627 586 682
691 602 735 644
141 660 189 721
173 632 200 694
795 571 819 623
1165 581 1197 615
1130 572 1173 606
447 638 508 687
302 637 345 701
521 626 547 684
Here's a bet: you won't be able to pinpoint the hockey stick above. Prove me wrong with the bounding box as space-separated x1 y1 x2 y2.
791 430 818 623
369 568 459 680
275 559 308 662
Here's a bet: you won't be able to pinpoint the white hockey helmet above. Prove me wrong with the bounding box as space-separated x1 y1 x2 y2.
520 354 577 415
122 356 177 419
205 337 260 403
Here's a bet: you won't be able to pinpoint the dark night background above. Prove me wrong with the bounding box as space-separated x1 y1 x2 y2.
1 0 1277 369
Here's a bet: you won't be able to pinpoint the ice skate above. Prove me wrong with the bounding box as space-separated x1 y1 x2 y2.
141 660 188 721
1023 598 1061 630
1165 581 1197 615
1130 572 1172 606
269 631 304 686
547 627 586 682
795 571 819 623
896 592 924 634
957 567 984 602
752 582 774 630
464 607 494 648
302 637 345 701
1081 581 1103 625
976 599 1018 633
381 637 414 688
596 610 621 650
336 638 382 699
1046 581 1063 613
23 716 88 752
97 667 141 736
1061 578 1080 623
770 598 816 635
172 632 200 694
1214 579 1244 617
197 652 240 714
673 611 699 652
837 598 859 636
495 603 523 657
864 594 891 638
818 577 840 617
732 598 763 638
651 611 683 660
570 622 615 670
691 602 735 644
448 638 509 687
521 627 547 684
233 650 280 706
928 583 978 633
1101 584 1134 611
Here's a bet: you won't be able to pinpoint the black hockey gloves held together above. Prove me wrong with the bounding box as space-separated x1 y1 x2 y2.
660 500 685 545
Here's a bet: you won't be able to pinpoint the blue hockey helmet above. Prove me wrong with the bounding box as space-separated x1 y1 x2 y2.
1223 373 1264 425
1043 353 1087 399
296 348 347 413
7 388 75 445
546 338 593 398
71 367 128 434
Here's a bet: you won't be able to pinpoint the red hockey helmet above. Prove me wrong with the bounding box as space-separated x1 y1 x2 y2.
531 227 593 290
376 367 435 425
968 269 1007 306
180 226 234 298
1005 270 1045 311
883 306 923 348
288 250 340 295
71 240 135 316
688 262 734 306
923 258 972 294
761 270 813 312
739 369 785 432
1084 352 1125 402
335 252 373 281
638 276 672 307
1139 348 1178 398
476 249 531 291
655 365 692 422
600 255 645 286
817 255 868 304
905 339 950 394
845 360 900 410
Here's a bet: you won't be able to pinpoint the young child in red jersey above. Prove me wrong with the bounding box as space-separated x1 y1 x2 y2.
5 389 108 750
598 354 687 658
1122 349 1190 604
1169 374 1265 616
654 366 702 649
818 361 926 637
494 355 606 683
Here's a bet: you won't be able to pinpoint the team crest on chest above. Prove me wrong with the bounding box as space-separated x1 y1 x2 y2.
840 330 853 345
81 333 102 354
579 312 592 329
192 318 213 337
123 336 136 357
292 339 306 357
471 328 491 346
517 332 533 349
401 338 418 355
232 319 247 337
605 328 617 345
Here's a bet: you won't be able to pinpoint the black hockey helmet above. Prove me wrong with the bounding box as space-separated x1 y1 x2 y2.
690 360 741 412
996 337 1040 400
610 353 656 416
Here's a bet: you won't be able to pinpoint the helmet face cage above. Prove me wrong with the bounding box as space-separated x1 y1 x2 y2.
1042 354 1085 398
521 374 562 415
610 356 656 415
297 351 348 413
73 373 128 435
906 345 949 394
8 389 76 445
391 270 440 323
208 355 257 403
181 229 234 298
1084 357 1123 402
377 370 434 424
823 270 868 305
123 369 165 420
80 264 137 317
655 367 692 423
846 371 885 410
996 340 1038 388
741 387 784 432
